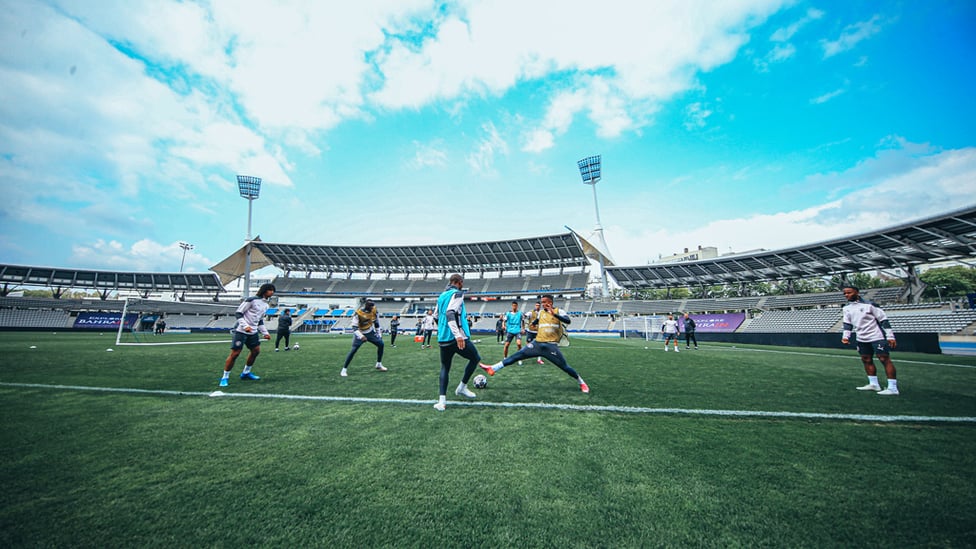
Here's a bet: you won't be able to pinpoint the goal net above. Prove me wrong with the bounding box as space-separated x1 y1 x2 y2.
115 297 241 346
620 315 664 342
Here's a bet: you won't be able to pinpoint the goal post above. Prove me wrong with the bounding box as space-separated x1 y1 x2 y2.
620 315 664 342
115 297 238 346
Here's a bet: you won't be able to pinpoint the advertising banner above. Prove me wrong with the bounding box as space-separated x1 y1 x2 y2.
73 312 139 329
690 312 746 333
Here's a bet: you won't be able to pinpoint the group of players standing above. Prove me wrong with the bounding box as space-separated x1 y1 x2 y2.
216 281 900 402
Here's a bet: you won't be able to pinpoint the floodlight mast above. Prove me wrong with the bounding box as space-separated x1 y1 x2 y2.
178 242 194 272
177 241 194 301
237 175 262 299
577 155 610 301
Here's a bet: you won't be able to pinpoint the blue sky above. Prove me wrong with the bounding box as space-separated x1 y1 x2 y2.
1 0 974 279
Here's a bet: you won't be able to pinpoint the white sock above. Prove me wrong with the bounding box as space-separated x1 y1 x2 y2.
457 382 466 391
438 395 446 404
493 361 505 372
242 365 252 374
867 375 879 386
888 379 898 390
221 371 230 380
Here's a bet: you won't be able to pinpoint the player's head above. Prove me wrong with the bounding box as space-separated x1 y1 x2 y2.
257 283 276 298
449 273 463 288
283 308 290 315
541 294 554 307
842 285 860 301
363 299 375 312
534 301 541 310
667 314 674 319
683 313 689 318
511 301 519 311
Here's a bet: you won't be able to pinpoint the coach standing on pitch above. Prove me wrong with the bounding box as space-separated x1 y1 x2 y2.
841 285 899 395
275 308 293 352
433 273 481 411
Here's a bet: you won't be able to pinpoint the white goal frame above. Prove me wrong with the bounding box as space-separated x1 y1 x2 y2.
114 297 233 346
620 315 664 342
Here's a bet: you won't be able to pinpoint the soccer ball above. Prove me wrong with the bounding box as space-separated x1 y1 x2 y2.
473 374 488 389
292 344 300 350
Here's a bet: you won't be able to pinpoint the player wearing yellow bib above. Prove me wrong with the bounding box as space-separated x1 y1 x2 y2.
480 294 589 393
524 301 545 364
340 299 387 377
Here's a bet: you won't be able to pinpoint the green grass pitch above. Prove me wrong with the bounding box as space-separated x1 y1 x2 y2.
1 331 974 547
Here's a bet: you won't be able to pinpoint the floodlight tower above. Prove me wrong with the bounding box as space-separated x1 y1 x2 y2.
176 241 194 301
178 242 194 272
237 175 262 299
577 155 610 300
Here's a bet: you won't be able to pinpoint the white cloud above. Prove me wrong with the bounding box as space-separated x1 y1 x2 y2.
409 140 448 169
374 0 785 150
70 238 213 272
822 14 884 58
810 88 845 104
684 102 713 130
770 8 824 42
466 121 508 176
606 143 976 266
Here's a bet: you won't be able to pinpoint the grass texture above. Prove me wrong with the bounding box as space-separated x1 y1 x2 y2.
1 331 974 548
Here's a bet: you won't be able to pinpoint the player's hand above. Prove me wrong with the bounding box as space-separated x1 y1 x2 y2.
842 338 849 345
263 334 271 340
456 336 466 350
244 326 253 333
888 339 897 349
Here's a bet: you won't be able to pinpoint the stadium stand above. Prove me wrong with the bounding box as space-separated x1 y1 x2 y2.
2 211 974 344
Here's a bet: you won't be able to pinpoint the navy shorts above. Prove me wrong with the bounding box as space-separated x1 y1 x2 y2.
231 330 262 350
856 339 891 357
505 332 521 343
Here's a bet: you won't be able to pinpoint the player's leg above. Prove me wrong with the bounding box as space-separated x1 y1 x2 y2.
369 331 387 371
454 343 479 399
435 345 455 410
341 335 365 375
544 345 589 393
240 336 262 380
855 343 882 391
877 344 898 394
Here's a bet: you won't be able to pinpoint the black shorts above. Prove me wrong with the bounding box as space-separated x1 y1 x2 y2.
505 332 521 343
857 340 891 357
231 331 262 350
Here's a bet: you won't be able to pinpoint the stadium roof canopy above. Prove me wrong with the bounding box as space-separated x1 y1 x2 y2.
0 264 225 296
211 232 590 284
607 205 976 290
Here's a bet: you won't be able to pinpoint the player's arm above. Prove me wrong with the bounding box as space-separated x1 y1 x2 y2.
872 305 896 344
551 308 571 325
841 307 853 344
445 292 466 342
235 299 254 332
352 312 366 339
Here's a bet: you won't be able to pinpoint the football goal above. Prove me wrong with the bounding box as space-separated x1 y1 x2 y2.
620 315 665 342
114 297 240 346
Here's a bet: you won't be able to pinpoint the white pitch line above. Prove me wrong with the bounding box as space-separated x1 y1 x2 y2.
1 382 974 424
708 345 976 368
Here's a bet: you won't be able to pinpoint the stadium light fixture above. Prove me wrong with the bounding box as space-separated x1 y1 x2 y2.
237 175 262 299
577 155 610 300
176 241 194 301
178 242 194 273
